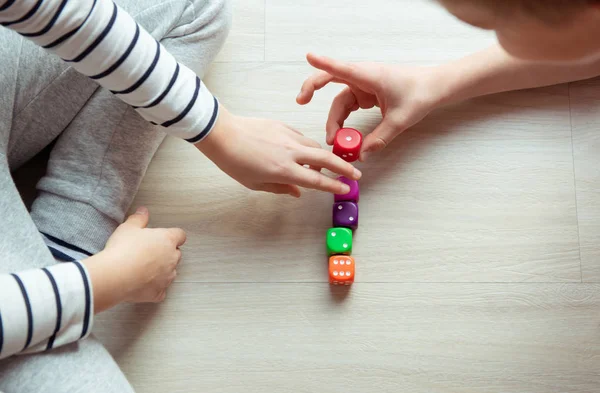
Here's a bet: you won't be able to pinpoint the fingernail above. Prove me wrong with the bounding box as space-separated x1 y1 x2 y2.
135 206 148 215
340 184 351 194
353 168 362 179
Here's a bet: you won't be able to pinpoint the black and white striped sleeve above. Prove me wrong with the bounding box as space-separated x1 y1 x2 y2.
0 262 93 360
0 0 219 143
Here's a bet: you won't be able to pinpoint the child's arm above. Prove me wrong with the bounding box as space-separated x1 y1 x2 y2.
0 0 216 143
0 0 359 197
297 46 600 160
436 44 600 105
0 208 184 360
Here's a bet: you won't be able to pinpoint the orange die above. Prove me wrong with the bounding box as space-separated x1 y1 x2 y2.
329 256 355 285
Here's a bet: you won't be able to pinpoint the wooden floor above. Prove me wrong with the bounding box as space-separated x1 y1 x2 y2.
95 1 600 391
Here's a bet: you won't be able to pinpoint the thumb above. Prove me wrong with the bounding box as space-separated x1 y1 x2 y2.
360 118 399 162
125 206 150 228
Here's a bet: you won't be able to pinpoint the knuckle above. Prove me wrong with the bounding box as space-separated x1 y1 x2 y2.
271 162 290 178
371 137 388 152
310 174 325 189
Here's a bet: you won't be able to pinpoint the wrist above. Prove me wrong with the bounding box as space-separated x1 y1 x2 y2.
428 64 467 107
193 104 235 156
82 251 132 313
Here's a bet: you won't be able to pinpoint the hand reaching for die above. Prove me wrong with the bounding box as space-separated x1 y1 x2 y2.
297 53 443 161
196 106 362 197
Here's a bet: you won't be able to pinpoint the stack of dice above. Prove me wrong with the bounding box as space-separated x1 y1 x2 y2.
326 128 362 286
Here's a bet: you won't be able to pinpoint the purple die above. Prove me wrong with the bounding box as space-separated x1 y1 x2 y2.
334 176 359 203
333 202 359 230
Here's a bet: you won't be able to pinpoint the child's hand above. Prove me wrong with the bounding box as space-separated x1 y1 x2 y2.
297 53 442 161
197 106 362 197
101 207 186 305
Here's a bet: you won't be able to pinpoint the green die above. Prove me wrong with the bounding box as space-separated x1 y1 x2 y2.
327 227 353 256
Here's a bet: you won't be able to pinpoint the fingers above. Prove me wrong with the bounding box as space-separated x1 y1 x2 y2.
326 87 358 144
306 53 374 89
287 165 353 194
360 118 398 161
125 206 150 228
290 133 321 149
260 183 302 198
167 228 187 247
296 71 335 105
297 147 361 181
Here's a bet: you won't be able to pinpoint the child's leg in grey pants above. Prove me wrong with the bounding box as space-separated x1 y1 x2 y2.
0 0 231 391
0 29 134 393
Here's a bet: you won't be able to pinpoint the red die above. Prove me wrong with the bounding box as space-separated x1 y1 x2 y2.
333 128 363 162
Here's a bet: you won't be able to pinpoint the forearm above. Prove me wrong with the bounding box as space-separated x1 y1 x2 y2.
0 252 135 359
0 262 93 359
0 0 218 142
434 44 600 105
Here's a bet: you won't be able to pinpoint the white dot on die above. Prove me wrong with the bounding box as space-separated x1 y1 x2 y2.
342 154 347 158
343 243 348 248
346 136 352 141
345 282 351 286
338 205 343 210
346 271 351 276
349 217 354 221
331 232 336 237
346 260 351 265
333 260 338 265
349 153 353 157
333 271 339 276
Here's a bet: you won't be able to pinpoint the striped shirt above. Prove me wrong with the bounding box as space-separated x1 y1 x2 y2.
0 0 218 359
0 0 219 143
0 261 93 360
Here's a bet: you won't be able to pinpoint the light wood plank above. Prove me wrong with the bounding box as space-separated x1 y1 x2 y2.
131 64 579 283
215 0 264 62
95 283 600 393
265 0 496 63
570 77 600 282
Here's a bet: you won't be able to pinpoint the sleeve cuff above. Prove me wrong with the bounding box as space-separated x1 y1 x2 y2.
185 96 220 144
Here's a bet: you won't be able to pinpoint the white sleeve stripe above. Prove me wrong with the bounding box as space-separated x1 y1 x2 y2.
186 96 219 143
72 262 92 339
112 40 160 95
135 63 179 109
21 0 66 37
64 1 116 63
0 0 17 12
41 267 62 350
43 0 96 49
90 22 139 80
0 0 40 26
155 76 200 127
10 274 33 351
